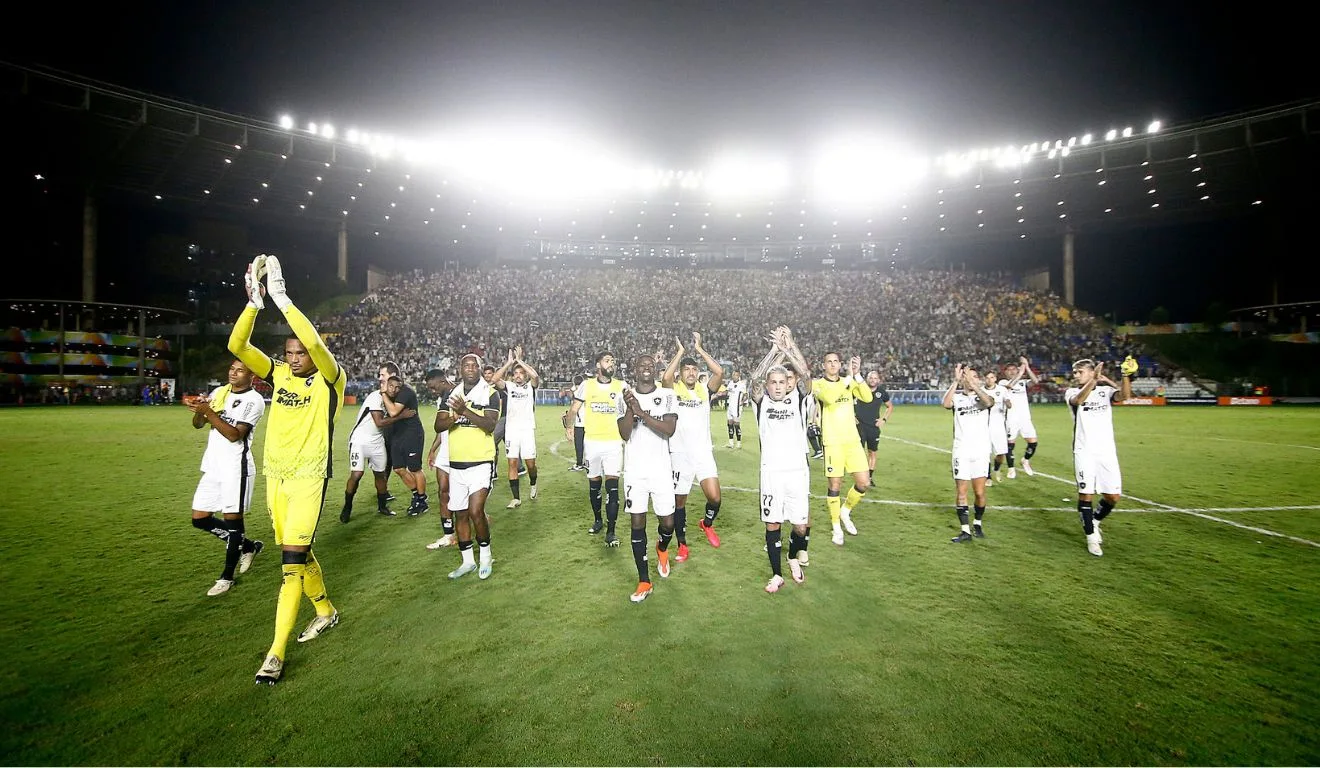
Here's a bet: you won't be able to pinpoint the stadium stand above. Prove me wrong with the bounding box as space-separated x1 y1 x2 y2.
318 267 1156 398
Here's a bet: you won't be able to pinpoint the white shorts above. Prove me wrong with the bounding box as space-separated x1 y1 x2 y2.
505 423 537 460
448 464 492 510
760 466 809 526
349 438 388 473
989 423 1009 455
952 452 990 481
726 408 742 424
672 450 718 495
1075 452 1122 495
1007 412 1037 441
431 441 450 473
584 439 622 478
625 474 676 517
192 470 254 515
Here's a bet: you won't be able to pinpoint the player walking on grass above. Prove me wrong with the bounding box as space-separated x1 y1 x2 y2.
1066 358 1134 557
491 346 540 509
943 364 994 542
617 354 679 603
751 327 813 593
1004 356 1040 478
187 359 265 597
853 370 893 483
230 254 343 685
984 369 1011 485
438 354 500 579
813 351 873 546
340 372 414 523
379 362 428 517
424 369 458 550
725 371 747 448
663 333 726 557
565 353 625 546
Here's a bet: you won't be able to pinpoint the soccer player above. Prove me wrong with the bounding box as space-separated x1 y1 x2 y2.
490 346 540 509
617 354 679 603
187 359 265 596
1066 358 1133 557
423 369 458 549
559 374 587 471
725 371 747 448
942 364 994 542
1003 356 1041 478
438 354 500 579
812 352 873 546
751 350 812 592
564 352 625 545
662 333 726 555
340 374 413 523
379 362 428 516
983 369 1011 486
853 370 894 482
230 254 343 685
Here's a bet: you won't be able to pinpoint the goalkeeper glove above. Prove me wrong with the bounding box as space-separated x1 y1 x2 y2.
1120 355 1139 377
244 255 267 310
264 255 291 310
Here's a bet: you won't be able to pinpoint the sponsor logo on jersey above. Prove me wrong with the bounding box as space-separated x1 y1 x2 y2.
275 387 313 408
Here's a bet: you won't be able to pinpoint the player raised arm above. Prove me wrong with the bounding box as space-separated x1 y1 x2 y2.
1114 356 1136 404
227 256 275 379
967 369 993 409
514 346 542 388
490 349 517 390
942 364 963 409
1068 361 1104 407
661 336 685 388
847 355 873 403
263 256 342 384
691 332 724 394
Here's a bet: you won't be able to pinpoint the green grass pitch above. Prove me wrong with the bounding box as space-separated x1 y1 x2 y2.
1 403 1317 765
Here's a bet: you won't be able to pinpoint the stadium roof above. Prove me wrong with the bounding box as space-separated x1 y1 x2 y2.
5 62 1317 256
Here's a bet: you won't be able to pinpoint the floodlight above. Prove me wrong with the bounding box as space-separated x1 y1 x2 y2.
346 129 361 144
308 122 318 134
278 115 294 130
705 152 792 202
1081 133 1093 145
320 124 335 139
1121 127 1133 138
1105 129 1118 141
1147 120 1162 133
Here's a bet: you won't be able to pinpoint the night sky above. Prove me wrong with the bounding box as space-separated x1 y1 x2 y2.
3 0 1314 320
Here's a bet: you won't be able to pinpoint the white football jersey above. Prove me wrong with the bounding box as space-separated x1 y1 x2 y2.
622 386 677 478
199 386 265 476
671 380 714 454
505 381 535 426
726 381 747 410
1007 380 1032 413
951 391 992 456
987 384 1010 429
348 390 386 445
1066 385 1118 455
755 389 810 471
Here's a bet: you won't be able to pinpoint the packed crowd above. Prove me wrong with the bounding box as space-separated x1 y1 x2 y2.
318 267 1140 393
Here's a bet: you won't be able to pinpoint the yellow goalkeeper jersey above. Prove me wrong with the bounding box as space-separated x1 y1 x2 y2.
576 377 624 443
262 359 345 479
812 374 872 447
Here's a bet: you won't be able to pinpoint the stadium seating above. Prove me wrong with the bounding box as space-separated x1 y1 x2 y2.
318 267 1153 394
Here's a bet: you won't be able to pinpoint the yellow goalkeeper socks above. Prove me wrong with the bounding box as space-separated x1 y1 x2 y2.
827 494 842 526
268 563 305 661
302 552 336 618
844 486 865 510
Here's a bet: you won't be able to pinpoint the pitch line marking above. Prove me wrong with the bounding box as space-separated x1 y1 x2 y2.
554 438 1320 547
1200 436 1320 452
881 435 1320 549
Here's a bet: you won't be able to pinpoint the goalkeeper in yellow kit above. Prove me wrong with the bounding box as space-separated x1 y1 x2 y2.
230 254 345 685
812 351 873 547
